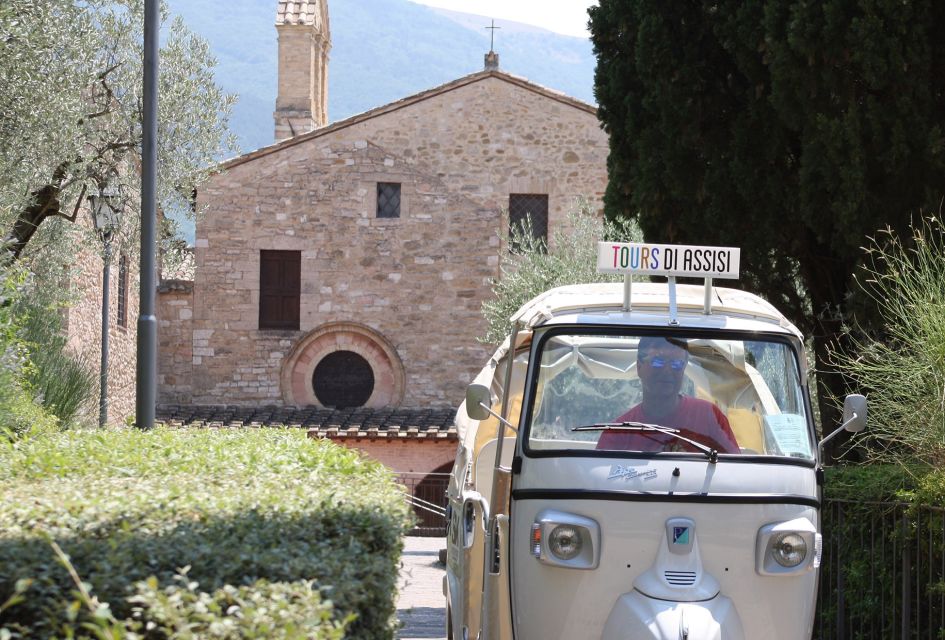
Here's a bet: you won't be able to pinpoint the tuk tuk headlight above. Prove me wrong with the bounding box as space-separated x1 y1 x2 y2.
756 517 817 576
531 510 599 570
771 532 807 567
548 525 583 560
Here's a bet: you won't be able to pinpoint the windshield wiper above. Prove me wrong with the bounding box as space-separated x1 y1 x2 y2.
573 422 719 463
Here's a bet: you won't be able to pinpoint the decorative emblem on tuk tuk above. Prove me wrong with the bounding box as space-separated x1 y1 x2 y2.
607 464 657 481
666 518 696 555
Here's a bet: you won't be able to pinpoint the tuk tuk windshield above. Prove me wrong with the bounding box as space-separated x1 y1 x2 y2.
526 332 814 460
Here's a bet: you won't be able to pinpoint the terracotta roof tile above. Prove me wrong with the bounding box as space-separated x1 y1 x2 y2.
155 405 458 441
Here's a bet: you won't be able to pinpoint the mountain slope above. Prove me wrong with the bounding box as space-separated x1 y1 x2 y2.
167 0 596 154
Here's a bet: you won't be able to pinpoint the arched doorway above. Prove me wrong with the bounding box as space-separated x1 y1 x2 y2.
409 461 453 536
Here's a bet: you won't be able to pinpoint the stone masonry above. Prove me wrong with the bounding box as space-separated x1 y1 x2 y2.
156 279 193 405
160 69 610 410
274 0 330 140
65 218 140 424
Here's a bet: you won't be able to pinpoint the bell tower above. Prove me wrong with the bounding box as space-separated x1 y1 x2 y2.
274 0 330 141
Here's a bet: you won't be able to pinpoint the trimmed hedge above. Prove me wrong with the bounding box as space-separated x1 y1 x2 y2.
819 464 945 638
823 464 924 503
0 428 413 639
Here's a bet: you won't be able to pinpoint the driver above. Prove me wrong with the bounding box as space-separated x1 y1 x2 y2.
596 337 740 454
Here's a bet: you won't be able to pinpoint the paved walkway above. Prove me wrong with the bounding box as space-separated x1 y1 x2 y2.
396 536 448 640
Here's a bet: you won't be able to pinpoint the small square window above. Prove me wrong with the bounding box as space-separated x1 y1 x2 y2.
377 182 401 218
509 193 549 252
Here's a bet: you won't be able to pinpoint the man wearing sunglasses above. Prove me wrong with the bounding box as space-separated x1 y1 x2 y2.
596 336 740 454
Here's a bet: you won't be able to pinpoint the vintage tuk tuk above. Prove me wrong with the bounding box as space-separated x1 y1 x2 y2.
443 242 866 640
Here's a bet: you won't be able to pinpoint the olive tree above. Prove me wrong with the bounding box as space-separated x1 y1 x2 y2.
0 0 237 262
482 200 641 345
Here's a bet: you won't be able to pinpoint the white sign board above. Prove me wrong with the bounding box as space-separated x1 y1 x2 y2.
597 242 740 279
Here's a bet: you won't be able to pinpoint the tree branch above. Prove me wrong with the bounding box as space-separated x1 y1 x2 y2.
84 62 122 121
2 161 73 262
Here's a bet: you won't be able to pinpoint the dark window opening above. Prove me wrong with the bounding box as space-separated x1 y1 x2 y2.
117 253 129 328
313 350 375 408
377 182 401 218
509 193 548 252
259 250 301 330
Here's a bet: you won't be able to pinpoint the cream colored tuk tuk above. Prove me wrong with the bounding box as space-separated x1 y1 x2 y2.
443 242 865 640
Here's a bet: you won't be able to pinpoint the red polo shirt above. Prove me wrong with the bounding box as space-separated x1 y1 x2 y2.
596 395 740 454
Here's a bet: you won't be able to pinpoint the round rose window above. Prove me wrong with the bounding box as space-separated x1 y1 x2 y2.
312 350 375 408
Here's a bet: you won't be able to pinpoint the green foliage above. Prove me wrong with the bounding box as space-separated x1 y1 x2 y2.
0 429 412 639
0 383 57 445
819 465 945 637
824 465 924 503
13 280 96 428
481 200 641 345
127 572 350 639
0 267 58 442
831 218 945 465
589 0 945 422
0 1 94 219
0 0 237 259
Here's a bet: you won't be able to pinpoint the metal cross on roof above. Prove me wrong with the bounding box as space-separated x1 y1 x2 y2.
485 19 500 52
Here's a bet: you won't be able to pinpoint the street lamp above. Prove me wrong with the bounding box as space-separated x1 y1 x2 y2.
88 185 121 427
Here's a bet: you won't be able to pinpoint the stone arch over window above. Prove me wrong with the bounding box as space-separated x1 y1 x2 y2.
280 322 405 408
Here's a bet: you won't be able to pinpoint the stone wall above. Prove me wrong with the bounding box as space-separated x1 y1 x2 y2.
157 280 194 404
64 223 140 424
173 72 609 409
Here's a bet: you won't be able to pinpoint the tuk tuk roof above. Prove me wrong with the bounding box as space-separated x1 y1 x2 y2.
510 282 802 339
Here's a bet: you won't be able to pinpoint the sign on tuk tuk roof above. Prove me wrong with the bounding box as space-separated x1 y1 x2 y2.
597 242 740 278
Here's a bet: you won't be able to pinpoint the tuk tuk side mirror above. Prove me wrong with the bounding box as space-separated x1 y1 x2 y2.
466 383 493 421
819 393 868 455
841 394 867 433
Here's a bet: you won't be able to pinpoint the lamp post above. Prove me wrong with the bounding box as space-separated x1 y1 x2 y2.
89 186 120 427
137 0 159 429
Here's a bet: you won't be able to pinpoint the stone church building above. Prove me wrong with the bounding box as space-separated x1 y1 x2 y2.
156 0 609 490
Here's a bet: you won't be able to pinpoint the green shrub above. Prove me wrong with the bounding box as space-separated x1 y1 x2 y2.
14 275 97 428
128 573 351 639
823 464 925 503
0 373 58 443
0 428 412 639
0 266 59 442
819 464 945 638
832 217 945 465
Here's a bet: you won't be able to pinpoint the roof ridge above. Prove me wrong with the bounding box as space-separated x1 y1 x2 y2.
216 69 598 172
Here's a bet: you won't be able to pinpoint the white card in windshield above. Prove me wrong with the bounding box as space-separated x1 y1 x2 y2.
764 414 812 458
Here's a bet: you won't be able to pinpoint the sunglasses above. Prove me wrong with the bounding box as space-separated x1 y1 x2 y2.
640 355 686 371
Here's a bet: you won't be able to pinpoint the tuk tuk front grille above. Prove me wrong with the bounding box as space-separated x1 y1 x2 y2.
664 570 697 586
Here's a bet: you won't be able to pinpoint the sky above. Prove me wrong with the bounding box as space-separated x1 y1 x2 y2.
408 0 597 38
